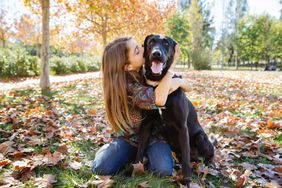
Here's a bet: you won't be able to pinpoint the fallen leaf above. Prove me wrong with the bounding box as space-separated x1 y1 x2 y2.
0 141 15 156
69 161 82 170
273 166 282 173
235 169 252 188
138 181 149 188
132 162 145 177
33 174 57 188
13 160 29 171
72 176 114 188
44 151 64 166
87 109 97 116
0 159 12 167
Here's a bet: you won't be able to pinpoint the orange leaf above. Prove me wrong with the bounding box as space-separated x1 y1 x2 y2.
0 159 12 166
87 109 97 116
235 169 251 188
266 119 275 128
273 166 282 173
13 151 24 159
13 160 29 171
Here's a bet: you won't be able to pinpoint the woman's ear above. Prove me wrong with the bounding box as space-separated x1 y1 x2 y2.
124 64 133 71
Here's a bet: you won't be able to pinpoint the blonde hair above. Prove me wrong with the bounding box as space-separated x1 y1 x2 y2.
102 37 133 133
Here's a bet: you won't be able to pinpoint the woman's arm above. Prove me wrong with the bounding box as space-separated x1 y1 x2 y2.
154 44 180 106
169 78 192 93
154 70 174 106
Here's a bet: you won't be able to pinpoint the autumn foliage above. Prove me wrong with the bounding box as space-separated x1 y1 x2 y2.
0 71 281 187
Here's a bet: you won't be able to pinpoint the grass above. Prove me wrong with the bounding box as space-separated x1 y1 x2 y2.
274 134 282 147
113 173 177 188
233 156 273 166
1 72 281 188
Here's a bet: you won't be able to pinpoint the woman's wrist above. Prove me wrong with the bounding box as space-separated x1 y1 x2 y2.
167 69 174 75
180 79 192 92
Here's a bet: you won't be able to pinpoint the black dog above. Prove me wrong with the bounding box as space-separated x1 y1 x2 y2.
135 34 215 186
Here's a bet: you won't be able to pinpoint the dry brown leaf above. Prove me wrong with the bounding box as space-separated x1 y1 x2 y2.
0 175 21 187
0 159 12 167
69 161 82 170
13 160 29 171
202 167 209 181
0 141 15 156
235 169 251 188
57 144 68 154
72 176 115 188
132 162 145 177
273 166 282 173
44 151 64 166
33 174 56 188
138 181 149 188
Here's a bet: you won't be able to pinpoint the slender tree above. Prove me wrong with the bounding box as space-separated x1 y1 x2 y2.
225 0 248 69
280 0 282 20
187 0 214 70
0 8 13 48
167 11 190 67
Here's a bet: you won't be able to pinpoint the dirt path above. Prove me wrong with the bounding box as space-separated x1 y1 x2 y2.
1 70 281 92
0 72 101 91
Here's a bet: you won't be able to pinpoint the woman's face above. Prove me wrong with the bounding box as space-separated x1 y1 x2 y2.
126 39 144 71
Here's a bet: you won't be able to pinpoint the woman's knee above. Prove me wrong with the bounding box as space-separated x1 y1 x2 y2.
92 158 117 175
91 139 136 175
149 161 173 177
146 141 174 177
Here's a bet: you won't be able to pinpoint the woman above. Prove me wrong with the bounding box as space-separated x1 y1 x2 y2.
92 36 191 177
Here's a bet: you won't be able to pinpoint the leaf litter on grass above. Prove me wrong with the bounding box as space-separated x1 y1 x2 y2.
0 71 281 187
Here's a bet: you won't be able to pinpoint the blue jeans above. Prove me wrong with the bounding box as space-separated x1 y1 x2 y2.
92 138 174 177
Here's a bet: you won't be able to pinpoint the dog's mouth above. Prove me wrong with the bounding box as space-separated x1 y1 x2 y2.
151 60 165 75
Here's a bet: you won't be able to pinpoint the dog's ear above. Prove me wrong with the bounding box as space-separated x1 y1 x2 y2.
143 34 154 57
168 36 177 48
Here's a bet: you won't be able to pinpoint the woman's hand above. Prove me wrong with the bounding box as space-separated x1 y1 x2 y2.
169 78 181 94
169 78 192 94
169 44 180 71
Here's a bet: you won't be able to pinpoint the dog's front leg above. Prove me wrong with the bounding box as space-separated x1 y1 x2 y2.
135 120 153 163
179 125 191 187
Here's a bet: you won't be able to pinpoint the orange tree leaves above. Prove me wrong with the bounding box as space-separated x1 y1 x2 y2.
69 0 175 47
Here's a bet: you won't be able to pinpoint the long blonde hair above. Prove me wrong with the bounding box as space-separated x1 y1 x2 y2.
102 37 133 133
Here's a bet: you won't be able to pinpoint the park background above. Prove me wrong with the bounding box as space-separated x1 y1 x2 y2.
0 0 281 187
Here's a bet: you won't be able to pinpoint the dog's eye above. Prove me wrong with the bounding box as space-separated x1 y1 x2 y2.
163 41 169 46
149 41 154 46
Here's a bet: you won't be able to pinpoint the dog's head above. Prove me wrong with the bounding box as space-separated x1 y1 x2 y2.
143 34 177 81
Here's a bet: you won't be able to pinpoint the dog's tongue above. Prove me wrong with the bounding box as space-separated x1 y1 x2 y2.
151 61 163 74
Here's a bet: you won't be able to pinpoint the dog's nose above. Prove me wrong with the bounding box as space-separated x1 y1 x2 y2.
152 50 162 58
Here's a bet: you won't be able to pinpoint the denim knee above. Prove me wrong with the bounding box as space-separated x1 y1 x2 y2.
92 158 116 175
149 162 173 177
92 139 136 175
146 141 173 177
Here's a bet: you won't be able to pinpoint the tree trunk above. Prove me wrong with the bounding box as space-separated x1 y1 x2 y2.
1 33 6 48
40 0 50 89
102 16 107 48
234 46 238 70
0 39 4 48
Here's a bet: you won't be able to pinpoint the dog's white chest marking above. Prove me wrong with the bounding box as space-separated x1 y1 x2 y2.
158 106 166 117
